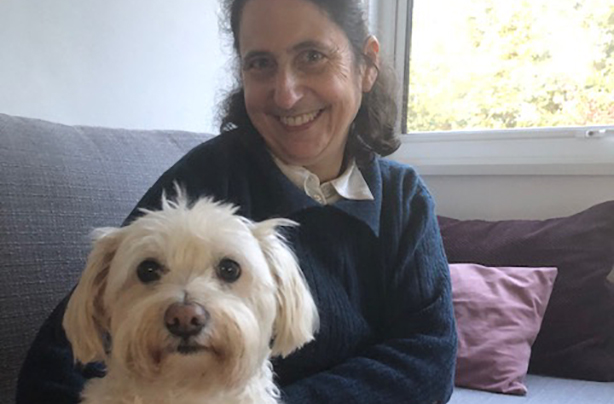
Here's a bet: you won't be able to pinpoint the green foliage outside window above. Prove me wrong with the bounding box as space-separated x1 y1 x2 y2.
407 0 614 132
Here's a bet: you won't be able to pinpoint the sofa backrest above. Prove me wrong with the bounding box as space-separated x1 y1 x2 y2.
0 113 210 403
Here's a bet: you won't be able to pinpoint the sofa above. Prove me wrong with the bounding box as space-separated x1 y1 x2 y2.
1 112 613 404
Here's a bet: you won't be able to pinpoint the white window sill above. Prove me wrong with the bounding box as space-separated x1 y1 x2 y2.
390 127 614 176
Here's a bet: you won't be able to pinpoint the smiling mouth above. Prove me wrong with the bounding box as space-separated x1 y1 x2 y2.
277 109 324 127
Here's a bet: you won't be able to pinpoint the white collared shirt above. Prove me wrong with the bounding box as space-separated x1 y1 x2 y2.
272 155 374 205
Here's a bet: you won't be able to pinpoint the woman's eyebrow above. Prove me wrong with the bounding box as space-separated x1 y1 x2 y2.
292 40 331 53
242 50 271 62
242 40 333 61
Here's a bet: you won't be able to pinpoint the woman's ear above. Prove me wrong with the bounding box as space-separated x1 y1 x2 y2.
361 35 380 92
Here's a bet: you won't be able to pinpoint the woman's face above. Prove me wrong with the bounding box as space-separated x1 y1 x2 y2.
238 0 376 181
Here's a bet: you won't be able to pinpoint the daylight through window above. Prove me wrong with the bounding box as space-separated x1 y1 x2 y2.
407 0 614 132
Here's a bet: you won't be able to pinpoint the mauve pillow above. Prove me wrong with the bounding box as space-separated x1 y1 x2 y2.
439 201 614 381
450 264 557 395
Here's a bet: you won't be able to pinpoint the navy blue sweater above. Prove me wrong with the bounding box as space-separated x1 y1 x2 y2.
17 129 457 404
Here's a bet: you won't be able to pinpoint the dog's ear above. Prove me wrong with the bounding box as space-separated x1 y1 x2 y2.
252 219 319 358
63 227 122 364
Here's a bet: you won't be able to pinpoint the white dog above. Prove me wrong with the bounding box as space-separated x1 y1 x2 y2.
63 191 319 404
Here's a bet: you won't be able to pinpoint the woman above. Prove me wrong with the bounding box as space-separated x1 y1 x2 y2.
17 0 457 403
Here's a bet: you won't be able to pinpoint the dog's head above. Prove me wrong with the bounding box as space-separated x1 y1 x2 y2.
63 190 318 389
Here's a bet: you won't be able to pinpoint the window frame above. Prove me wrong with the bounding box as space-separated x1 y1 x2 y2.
369 0 614 176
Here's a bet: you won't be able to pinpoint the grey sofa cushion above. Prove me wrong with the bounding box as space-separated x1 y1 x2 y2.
449 375 614 403
0 113 209 404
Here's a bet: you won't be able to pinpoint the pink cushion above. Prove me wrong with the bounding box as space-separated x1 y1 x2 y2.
439 201 614 381
450 263 557 395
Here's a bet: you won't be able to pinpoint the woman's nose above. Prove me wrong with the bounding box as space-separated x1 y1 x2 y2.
273 69 303 110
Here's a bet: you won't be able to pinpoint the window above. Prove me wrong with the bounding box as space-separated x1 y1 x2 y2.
370 0 614 175
408 0 614 132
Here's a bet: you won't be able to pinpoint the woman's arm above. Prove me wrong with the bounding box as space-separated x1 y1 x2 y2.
16 295 99 404
281 188 457 404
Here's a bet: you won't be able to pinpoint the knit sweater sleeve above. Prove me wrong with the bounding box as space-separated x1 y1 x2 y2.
281 180 458 404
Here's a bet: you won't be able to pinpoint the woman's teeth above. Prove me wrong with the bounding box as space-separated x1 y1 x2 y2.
279 110 320 127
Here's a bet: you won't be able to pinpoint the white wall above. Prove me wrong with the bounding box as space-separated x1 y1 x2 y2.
0 0 232 133
423 175 614 220
393 132 614 220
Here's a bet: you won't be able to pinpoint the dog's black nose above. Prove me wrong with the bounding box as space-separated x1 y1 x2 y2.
164 302 209 338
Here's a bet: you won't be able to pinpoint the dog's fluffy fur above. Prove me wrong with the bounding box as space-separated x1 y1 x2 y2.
63 191 319 404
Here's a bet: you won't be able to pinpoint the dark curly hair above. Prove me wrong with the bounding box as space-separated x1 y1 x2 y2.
218 0 400 163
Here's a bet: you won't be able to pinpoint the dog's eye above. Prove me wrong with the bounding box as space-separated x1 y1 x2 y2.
137 259 163 284
216 258 241 283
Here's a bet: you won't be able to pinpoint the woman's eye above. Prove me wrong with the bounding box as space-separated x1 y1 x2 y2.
244 57 273 72
302 50 325 64
216 258 242 283
137 259 164 284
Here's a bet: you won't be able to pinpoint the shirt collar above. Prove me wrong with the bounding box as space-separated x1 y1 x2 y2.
331 160 374 201
240 129 381 236
271 154 374 204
